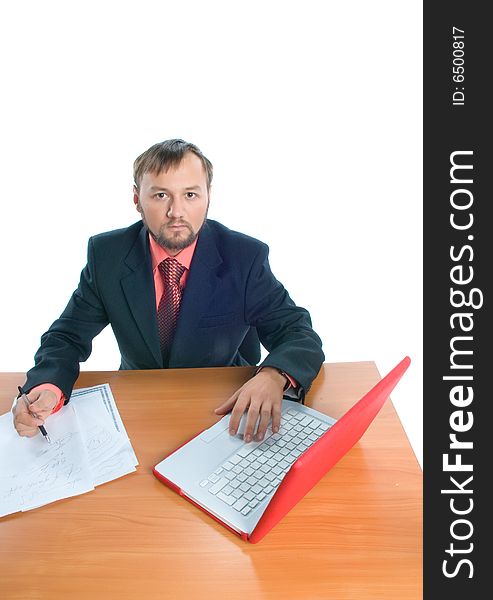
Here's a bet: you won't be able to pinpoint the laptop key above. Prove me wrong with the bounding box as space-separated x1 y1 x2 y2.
208 477 228 494
232 498 249 512
217 492 235 506
237 445 254 458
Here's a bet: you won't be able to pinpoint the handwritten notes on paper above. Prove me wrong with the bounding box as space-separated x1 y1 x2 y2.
0 384 138 518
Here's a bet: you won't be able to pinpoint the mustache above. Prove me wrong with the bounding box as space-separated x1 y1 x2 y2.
164 220 192 229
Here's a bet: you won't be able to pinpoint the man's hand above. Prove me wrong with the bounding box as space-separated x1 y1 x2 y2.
214 367 287 442
12 389 57 438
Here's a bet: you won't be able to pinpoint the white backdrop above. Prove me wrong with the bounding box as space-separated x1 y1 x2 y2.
0 1 422 467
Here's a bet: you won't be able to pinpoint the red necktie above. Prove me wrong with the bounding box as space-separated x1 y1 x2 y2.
157 258 186 363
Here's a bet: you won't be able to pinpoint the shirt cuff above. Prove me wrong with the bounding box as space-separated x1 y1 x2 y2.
29 384 65 414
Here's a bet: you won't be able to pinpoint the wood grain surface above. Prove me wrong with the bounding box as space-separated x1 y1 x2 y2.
0 363 422 600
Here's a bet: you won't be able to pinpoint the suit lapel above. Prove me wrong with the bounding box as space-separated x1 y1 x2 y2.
120 225 162 367
170 222 223 366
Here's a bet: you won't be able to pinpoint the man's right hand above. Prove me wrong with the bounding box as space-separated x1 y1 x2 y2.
12 389 57 438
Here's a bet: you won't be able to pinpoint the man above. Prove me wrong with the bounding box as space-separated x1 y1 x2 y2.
13 139 324 443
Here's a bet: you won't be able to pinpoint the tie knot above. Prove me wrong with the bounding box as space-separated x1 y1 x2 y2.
159 258 185 286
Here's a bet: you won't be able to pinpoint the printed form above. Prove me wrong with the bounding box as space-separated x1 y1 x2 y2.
0 384 138 518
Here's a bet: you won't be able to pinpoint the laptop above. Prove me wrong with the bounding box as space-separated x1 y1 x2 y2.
153 356 411 543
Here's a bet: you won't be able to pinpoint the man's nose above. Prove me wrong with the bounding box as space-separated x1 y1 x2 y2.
167 197 185 219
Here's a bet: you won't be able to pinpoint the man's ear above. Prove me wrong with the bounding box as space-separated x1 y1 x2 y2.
133 186 142 212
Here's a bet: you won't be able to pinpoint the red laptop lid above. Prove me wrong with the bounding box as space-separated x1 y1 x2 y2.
249 356 411 543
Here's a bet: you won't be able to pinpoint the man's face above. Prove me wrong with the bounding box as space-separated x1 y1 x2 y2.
134 152 210 255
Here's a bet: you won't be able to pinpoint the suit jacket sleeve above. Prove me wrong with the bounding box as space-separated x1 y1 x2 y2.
23 237 109 399
244 243 325 399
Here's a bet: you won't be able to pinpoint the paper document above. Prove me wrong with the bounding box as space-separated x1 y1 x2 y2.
0 384 138 518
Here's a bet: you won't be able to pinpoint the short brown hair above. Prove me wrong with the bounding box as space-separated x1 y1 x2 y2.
133 139 213 190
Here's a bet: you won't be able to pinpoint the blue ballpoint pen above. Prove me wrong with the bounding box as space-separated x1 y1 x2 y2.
17 386 51 443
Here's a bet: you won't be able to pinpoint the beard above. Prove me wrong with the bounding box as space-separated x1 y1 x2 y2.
151 221 198 251
140 203 208 252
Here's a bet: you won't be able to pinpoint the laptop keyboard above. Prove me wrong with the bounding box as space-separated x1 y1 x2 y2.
198 409 332 516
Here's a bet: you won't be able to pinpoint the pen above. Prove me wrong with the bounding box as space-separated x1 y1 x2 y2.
17 386 51 443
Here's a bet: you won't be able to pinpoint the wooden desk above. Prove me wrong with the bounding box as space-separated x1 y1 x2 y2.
0 363 422 599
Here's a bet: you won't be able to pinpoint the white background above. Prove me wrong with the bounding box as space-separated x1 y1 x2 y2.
0 1 422 467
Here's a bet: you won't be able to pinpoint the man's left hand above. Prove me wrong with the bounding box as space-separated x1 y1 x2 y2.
214 367 287 442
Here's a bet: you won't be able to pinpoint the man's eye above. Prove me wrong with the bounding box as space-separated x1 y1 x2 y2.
155 192 167 199
186 192 197 199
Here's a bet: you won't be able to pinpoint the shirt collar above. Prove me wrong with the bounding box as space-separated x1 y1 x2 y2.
148 233 198 272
